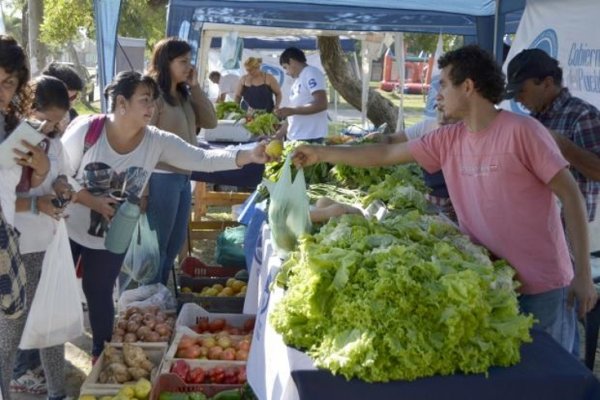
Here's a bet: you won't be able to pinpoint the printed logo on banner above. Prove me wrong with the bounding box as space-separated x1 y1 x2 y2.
510 29 559 114
261 64 285 86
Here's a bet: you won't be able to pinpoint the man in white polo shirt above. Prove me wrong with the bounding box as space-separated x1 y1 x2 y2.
209 71 239 103
274 47 328 142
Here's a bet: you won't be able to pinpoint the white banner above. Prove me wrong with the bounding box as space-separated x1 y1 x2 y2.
502 0 600 113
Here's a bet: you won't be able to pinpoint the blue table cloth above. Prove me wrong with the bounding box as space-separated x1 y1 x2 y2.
190 141 264 187
291 330 600 400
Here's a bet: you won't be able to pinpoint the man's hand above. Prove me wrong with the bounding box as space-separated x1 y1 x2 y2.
274 107 294 119
568 275 598 318
292 145 321 167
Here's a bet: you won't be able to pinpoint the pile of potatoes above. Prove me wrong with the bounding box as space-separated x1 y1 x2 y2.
112 306 175 343
98 344 155 384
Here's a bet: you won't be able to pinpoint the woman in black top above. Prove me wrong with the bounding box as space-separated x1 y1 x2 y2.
234 57 282 113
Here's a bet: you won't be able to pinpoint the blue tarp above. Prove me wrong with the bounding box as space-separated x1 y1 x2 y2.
95 0 526 111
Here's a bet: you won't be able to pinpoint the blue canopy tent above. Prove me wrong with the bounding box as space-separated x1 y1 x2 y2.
94 0 526 111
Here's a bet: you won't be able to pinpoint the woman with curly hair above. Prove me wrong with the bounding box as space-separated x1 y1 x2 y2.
0 35 51 400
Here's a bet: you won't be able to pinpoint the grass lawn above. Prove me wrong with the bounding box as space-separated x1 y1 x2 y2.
328 82 427 134
72 100 101 115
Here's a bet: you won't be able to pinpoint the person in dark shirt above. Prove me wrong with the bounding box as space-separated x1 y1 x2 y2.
234 57 282 113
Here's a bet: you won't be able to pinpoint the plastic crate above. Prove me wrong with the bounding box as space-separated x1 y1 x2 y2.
164 330 249 363
149 373 241 400
177 293 245 314
178 276 229 292
180 256 243 278
81 342 167 393
175 303 255 333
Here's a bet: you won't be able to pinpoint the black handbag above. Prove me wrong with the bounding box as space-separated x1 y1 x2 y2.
0 207 27 319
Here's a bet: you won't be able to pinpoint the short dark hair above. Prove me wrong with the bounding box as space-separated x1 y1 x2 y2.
438 45 506 104
148 37 193 106
280 47 306 65
104 71 159 112
31 75 69 112
208 71 220 80
42 62 84 91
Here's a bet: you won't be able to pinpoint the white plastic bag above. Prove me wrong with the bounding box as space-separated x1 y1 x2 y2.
117 283 176 312
19 219 84 349
122 214 160 284
263 155 312 256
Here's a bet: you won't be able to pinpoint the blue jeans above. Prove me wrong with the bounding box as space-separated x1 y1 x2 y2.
519 287 578 356
12 349 40 379
146 173 191 285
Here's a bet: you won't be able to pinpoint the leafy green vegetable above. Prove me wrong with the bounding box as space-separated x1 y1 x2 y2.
216 101 243 120
270 212 534 382
245 112 280 136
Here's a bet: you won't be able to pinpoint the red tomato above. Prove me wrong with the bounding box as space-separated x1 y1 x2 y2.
209 367 225 384
208 319 226 333
186 367 206 384
178 335 195 349
170 360 190 381
243 317 255 333
195 317 209 333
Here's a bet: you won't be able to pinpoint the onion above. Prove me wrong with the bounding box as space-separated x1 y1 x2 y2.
125 307 141 317
155 323 170 337
124 333 137 342
126 320 140 333
136 325 151 340
112 335 123 343
117 319 128 330
129 313 143 324
145 331 160 342
114 327 126 336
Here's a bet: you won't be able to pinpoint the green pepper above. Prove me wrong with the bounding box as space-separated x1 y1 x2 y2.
211 389 242 400
188 393 208 400
159 392 189 400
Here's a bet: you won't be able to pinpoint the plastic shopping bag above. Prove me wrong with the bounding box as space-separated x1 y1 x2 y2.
117 283 176 312
19 219 84 349
263 155 312 256
122 214 160 284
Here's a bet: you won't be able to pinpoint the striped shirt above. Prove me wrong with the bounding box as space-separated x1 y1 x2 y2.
533 88 600 222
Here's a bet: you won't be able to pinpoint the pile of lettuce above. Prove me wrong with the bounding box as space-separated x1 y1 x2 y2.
270 212 533 382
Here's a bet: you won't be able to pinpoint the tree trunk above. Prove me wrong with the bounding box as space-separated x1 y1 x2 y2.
21 2 28 51
66 42 92 107
27 0 47 74
317 36 398 132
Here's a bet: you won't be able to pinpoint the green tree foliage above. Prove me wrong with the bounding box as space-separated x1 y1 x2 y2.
40 0 166 50
404 33 462 55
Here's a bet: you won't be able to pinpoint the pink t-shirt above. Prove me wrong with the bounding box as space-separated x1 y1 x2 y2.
408 110 572 295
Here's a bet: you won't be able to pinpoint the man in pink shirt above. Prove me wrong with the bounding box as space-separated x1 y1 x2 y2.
292 45 597 354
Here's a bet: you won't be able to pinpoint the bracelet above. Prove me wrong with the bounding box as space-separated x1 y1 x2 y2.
30 196 39 215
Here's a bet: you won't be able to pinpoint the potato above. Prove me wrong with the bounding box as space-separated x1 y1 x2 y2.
128 367 149 380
